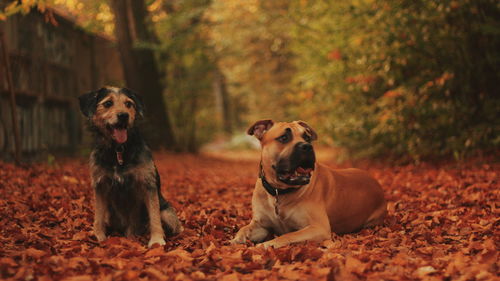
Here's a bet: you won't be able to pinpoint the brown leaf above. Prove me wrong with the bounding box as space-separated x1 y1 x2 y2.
24 248 47 259
220 273 239 281
165 248 193 262
61 275 94 281
0 152 497 280
145 246 167 258
345 256 366 274
144 267 169 280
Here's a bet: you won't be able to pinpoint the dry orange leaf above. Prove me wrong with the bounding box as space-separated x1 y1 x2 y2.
0 153 497 280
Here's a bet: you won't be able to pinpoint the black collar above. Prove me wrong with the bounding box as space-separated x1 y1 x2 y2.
260 175 301 196
259 162 301 196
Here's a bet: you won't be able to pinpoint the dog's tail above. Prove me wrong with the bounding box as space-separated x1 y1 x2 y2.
160 206 183 236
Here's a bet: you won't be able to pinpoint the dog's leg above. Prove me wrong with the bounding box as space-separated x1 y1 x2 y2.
93 190 108 242
261 224 330 249
145 189 166 247
231 220 269 244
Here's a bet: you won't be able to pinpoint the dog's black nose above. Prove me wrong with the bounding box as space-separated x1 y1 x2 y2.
117 112 129 121
298 142 313 151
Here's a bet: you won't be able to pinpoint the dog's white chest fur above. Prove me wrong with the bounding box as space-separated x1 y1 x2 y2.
255 195 307 236
113 167 124 183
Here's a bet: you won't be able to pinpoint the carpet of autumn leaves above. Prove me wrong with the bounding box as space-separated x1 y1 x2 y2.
0 151 498 281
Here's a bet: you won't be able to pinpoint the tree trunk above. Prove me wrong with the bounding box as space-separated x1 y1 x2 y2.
110 0 175 149
213 67 232 134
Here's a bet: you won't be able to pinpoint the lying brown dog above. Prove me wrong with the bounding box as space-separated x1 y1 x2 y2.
232 120 387 248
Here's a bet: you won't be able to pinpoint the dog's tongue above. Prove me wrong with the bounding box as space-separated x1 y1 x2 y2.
297 167 313 174
112 129 127 144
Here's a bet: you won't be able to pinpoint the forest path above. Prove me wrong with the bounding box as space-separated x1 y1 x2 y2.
0 153 497 280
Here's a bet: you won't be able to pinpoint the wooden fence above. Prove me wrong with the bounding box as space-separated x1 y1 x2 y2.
0 10 123 160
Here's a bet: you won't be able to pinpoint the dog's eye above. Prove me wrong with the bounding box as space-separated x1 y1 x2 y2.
303 133 311 142
125 101 133 108
103 101 113 108
276 134 289 143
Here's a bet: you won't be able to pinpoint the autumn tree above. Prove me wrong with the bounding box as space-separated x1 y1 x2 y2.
286 0 500 160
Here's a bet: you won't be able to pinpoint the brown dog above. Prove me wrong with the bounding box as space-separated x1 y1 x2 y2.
79 86 182 247
232 120 387 248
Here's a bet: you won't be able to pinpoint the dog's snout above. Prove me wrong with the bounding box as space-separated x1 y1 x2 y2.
117 112 129 121
298 142 313 152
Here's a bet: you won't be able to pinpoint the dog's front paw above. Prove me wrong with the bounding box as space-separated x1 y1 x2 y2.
94 231 107 243
230 237 246 245
231 231 248 245
260 239 282 249
260 241 272 249
148 237 166 248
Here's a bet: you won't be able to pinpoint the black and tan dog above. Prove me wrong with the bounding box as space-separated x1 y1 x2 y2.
78 86 182 247
232 120 387 248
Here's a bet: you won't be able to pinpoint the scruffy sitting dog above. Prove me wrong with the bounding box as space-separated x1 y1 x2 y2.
78 86 182 247
232 120 387 248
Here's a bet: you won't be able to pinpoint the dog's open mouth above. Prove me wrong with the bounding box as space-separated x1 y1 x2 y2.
107 124 128 144
277 166 313 185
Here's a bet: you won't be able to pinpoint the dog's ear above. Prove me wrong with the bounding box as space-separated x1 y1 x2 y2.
78 90 100 117
122 88 144 117
78 87 110 117
247 119 274 140
297 120 318 141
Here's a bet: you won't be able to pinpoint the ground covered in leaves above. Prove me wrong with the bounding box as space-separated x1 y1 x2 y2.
0 152 498 280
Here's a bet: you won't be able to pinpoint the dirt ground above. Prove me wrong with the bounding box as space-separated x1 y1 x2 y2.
0 151 498 280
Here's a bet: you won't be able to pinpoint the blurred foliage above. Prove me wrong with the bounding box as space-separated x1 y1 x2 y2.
0 0 114 34
0 0 45 20
153 0 219 152
208 0 295 123
285 0 500 161
2 0 499 159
